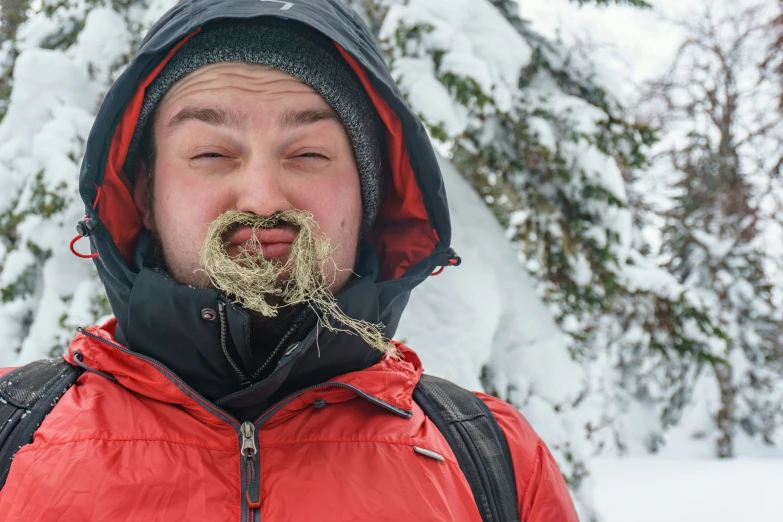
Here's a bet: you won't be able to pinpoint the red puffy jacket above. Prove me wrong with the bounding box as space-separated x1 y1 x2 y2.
0 320 578 521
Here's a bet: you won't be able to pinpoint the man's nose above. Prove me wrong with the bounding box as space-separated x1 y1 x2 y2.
233 158 292 217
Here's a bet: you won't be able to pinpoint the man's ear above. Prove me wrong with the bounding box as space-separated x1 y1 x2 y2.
133 162 154 230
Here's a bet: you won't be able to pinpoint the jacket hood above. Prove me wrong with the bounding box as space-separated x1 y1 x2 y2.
76 0 456 409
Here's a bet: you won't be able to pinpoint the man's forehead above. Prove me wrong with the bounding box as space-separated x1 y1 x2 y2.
157 62 340 132
160 62 322 111
164 104 342 133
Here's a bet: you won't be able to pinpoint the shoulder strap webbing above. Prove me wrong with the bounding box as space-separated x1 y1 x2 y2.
413 374 520 522
0 358 83 488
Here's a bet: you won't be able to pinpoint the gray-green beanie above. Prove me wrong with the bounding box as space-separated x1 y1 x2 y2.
125 18 385 236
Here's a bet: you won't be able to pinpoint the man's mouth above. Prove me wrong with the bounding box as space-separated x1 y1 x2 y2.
225 225 298 259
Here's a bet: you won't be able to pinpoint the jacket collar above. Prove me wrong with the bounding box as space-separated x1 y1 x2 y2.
104 254 400 410
66 318 422 423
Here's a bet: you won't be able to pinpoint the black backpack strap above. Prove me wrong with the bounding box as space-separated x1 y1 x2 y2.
0 358 83 488
413 374 520 522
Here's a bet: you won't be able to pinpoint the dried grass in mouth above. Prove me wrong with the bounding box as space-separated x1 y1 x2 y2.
200 210 397 356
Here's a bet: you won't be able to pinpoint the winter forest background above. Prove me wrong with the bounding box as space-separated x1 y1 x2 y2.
0 0 781 519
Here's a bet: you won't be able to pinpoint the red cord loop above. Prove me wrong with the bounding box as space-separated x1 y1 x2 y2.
430 254 461 276
70 235 99 259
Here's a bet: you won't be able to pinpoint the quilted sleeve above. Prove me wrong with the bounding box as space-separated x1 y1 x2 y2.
476 392 580 522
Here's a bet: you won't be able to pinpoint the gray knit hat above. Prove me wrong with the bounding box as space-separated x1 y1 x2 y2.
125 18 385 236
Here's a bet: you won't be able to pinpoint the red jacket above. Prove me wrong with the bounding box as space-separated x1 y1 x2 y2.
0 320 578 521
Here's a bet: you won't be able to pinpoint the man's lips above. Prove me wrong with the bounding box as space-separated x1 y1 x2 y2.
226 226 297 259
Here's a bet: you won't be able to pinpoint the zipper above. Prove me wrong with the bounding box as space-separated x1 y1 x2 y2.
237 382 412 521
250 308 312 381
217 301 251 387
239 382 413 522
241 421 261 521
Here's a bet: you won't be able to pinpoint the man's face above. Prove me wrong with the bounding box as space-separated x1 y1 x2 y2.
133 62 363 293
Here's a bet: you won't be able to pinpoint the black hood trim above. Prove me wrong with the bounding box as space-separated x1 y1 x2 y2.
78 0 453 410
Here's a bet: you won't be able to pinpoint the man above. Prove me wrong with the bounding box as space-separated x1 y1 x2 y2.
0 1 579 520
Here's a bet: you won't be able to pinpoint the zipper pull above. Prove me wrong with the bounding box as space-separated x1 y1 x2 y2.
241 421 257 456
241 421 261 510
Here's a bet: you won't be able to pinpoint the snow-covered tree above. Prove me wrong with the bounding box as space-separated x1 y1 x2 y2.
0 0 152 364
642 3 783 458
369 0 731 462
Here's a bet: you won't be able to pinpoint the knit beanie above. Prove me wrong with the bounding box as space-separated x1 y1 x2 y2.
125 18 386 236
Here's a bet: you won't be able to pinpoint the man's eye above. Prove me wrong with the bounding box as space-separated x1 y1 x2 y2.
297 152 328 159
193 152 224 160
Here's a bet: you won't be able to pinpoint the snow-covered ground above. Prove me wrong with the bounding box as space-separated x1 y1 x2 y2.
592 458 783 522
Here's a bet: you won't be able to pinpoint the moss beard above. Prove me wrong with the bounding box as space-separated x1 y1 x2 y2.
199 210 395 355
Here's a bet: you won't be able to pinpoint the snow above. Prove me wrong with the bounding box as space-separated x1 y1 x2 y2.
526 116 557 151
127 0 178 32
382 0 534 113
592 458 783 522
398 156 584 401
391 57 469 136
622 250 686 302
14 14 61 52
529 13 783 518
0 1 137 366
0 49 97 154
518 0 696 101
70 7 132 83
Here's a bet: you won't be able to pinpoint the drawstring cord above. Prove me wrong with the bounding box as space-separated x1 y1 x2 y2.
70 235 99 259
70 185 102 259
73 350 118 382
430 250 461 277
69 214 99 259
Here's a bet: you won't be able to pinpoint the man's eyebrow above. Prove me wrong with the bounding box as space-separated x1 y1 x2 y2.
167 106 245 130
277 107 342 130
